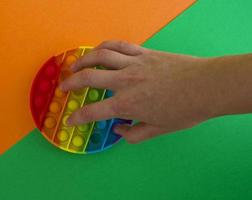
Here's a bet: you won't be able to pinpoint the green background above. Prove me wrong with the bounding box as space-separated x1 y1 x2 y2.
1 0 252 199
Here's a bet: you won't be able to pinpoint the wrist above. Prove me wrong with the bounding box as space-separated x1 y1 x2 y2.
200 54 252 118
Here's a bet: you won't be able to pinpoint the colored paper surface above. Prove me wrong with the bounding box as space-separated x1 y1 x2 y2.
0 0 195 154
1 1 252 199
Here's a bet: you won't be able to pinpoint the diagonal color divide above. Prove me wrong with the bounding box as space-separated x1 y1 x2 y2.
0 0 195 154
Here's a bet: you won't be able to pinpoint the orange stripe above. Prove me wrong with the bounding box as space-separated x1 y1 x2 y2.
0 0 195 154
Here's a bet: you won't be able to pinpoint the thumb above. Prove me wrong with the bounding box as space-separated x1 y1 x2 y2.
114 122 166 144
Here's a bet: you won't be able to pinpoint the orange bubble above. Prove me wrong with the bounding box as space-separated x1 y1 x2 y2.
44 117 56 129
55 87 66 98
59 70 72 81
49 101 61 113
65 55 77 66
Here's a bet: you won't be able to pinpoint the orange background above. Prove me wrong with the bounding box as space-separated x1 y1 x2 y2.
0 0 195 154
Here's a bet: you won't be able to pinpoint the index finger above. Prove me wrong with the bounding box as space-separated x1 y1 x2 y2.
67 97 119 125
71 49 133 72
94 40 146 56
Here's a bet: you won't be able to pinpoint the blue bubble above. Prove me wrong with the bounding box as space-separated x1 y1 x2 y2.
106 90 114 98
96 120 107 129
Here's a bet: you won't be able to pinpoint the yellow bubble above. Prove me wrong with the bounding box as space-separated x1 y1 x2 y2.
88 89 99 101
55 87 66 98
49 101 61 113
72 90 83 96
72 135 84 147
78 124 89 132
84 48 92 54
67 100 79 111
65 55 77 66
44 117 56 129
62 115 70 126
57 130 69 142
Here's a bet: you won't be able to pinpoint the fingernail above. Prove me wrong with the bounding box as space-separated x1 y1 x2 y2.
59 83 64 90
70 64 76 72
59 82 69 92
113 126 121 134
67 117 73 126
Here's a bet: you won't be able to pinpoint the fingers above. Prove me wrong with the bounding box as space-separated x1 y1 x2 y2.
114 122 167 144
59 68 120 91
71 49 133 72
67 98 118 125
94 40 146 56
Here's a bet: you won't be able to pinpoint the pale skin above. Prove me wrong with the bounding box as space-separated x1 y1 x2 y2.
60 40 252 143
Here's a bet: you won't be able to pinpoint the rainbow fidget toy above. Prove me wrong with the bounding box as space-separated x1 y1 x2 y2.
30 46 131 154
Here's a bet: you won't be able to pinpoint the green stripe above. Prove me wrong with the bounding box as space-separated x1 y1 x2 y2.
2 1 252 199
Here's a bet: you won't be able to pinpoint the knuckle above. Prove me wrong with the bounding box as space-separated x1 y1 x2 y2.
80 106 95 121
117 40 128 50
110 99 122 116
80 69 93 84
100 40 110 47
146 53 160 64
95 49 110 60
72 58 82 70
125 136 139 144
137 51 156 63
119 69 145 85
111 96 132 117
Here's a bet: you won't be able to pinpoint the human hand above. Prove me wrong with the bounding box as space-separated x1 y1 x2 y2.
60 41 216 143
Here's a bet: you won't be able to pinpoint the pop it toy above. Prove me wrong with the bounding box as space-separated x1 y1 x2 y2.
30 46 131 154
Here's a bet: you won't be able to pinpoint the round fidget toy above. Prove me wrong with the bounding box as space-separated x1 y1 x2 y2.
30 46 131 154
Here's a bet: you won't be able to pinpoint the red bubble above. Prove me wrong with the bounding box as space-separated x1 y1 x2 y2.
39 80 51 92
45 64 57 78
35 96 45 107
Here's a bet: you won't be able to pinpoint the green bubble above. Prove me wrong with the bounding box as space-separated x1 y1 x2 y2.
78 124 89 132
88 89 99 101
